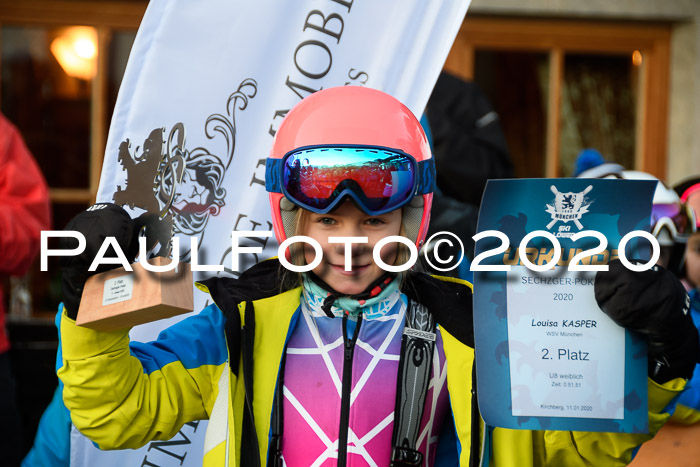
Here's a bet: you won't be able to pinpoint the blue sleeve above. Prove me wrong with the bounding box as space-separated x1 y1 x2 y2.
21 307 72 467
129 304 229 374
56 302 228 450
675 305 700 413
21 384 71 467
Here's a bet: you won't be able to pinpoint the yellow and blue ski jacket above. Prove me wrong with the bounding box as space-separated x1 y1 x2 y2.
671 288 700 425
57 259 686 466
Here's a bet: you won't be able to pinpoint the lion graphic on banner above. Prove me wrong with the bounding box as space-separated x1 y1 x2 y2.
111 79 257 257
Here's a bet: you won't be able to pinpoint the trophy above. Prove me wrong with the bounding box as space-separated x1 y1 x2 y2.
76 256 193 331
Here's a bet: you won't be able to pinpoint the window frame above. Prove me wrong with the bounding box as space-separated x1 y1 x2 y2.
444 16 672 179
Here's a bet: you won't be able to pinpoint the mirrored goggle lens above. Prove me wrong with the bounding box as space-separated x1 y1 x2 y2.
651 203 693 237
282 147 416 213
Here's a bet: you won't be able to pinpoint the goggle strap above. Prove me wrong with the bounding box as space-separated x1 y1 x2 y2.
680 183 700 203
416 159 436 195
265 158 283 193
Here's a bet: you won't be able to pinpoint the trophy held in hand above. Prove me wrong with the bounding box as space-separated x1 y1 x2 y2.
76 256 193 331
60 203 195 331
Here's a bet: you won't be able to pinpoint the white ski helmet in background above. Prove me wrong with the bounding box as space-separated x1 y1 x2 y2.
618 171 695 247
578 168 696 274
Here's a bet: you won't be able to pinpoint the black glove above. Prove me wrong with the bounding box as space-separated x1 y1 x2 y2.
595 259 698 383
60 203 142 319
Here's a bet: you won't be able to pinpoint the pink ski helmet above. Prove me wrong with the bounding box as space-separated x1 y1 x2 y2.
266 86 434 250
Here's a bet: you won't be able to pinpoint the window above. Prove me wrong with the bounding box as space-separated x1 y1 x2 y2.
0 1 146 312
444 16 671 179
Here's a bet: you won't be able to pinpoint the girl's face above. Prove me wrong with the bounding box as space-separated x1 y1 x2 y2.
303 200 403 295
686 233 700 289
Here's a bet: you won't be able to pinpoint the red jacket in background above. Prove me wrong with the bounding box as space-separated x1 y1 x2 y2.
0 112 51 353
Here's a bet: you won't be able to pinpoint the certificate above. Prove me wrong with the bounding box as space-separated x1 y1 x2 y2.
473 178 656 433
507 267 624 420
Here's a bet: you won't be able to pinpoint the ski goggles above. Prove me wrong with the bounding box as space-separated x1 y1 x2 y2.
266 145 435 215
651 202 696 241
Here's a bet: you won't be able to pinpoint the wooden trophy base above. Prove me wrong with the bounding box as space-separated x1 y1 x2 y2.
76 257 193 331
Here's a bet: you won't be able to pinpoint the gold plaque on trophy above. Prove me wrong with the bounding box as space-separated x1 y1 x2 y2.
76 257 193 331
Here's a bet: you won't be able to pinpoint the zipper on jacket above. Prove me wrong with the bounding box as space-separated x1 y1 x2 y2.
338 312 362 467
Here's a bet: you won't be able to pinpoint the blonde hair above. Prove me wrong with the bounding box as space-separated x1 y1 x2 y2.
278 208 309 291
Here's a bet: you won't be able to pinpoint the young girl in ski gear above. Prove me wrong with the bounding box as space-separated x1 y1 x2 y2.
57 86 696 466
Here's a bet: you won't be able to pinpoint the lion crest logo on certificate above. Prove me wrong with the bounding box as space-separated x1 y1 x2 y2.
473 178 655 433
546 184 593 232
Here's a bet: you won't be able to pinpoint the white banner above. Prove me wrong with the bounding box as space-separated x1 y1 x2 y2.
73 0 470 465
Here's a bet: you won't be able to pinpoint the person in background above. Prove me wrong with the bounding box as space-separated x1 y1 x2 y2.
612 170 695 276
422 74 513 280
576 160 693 275
578 165 700 426
572 148 625 179
675 177 700 291
0 112 51 467
671 177 700 424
